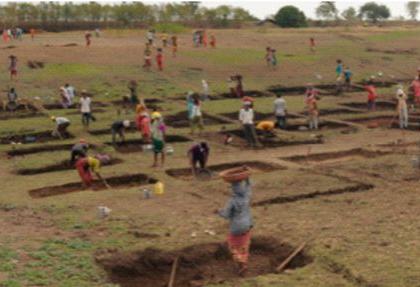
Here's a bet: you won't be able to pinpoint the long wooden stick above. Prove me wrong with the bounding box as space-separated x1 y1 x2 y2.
275 241 307 273
168 257 179 287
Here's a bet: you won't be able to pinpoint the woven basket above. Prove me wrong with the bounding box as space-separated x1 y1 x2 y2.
219 166 251 183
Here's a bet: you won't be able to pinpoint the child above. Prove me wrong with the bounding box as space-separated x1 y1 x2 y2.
305 85 319 130
210 34 216 48
271 49 277 70
344 67 352 90
218 178 253 276
136 106 151 143
143 45 152 71
396 87 408 129
9 55 17 81
335 59 343 81
190 97 204 135
85 31 92 47
171 35 178 57
310 37 316 52
151 112 166 167
156 48 163 71
265 47 272 67
365 80 378 111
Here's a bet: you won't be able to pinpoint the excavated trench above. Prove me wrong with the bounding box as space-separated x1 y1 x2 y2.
106 136 191 153
17 158 123 175
0 131 74 144
253 183 375 207
7 143 97 157
28 173 157 198
282 148 390 163
96 236 312 287
165 112 230 128
166 161 285 180
43 101 108 110
341 101 395 111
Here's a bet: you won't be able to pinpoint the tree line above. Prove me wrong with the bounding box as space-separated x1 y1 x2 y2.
0 2 257 31
275 1 420 28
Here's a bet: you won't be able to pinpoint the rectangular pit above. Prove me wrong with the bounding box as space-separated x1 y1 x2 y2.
341 101 395 111
105 135 191 153
165 112 231 128
220 111 301 122
166 161 286 180
17 158 123 175
7 143 97 157
219 129 323 148
0 131 74 145
43 101 108 110
97 236 311 287
282 148 390 163
28 173 157 198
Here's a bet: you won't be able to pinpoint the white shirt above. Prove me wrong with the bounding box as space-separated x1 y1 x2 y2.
274 98 286 116
239 108 254 124
80 97 92 113
65 86 75 105
56 117 70 125
191 104 202 117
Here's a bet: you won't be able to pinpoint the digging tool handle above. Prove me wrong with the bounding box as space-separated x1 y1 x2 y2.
275 241 307 273
168 257 179 287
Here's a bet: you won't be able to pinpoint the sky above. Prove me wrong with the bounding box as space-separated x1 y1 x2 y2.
199 1 408 20
0 0 410 20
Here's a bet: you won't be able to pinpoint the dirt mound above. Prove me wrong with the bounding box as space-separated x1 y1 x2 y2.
17 158 123 175
166 161 285 180
253 183 374 206
0 131 74 144
27 60 44 69
3 45 16 49
106 135 191 153
165 112 230 128
28 173 157 198
96 236 312 287
282 148 390 163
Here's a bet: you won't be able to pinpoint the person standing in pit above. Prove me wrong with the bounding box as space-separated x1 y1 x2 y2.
344 67 352 91
274 94 287 129
218 178 253 276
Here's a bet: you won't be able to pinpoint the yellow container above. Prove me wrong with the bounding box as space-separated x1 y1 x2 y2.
154 181 164 195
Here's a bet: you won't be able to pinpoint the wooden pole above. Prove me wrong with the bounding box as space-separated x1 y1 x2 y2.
168 257 179 287
275 241 307 273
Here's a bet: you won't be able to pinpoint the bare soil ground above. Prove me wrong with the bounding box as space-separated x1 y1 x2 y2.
0 26 420 287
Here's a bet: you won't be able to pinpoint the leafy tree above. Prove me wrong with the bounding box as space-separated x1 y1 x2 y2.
274 5 307 28
359 2 391 23
406 1 420 20
341 7 358 21
316 1 338 20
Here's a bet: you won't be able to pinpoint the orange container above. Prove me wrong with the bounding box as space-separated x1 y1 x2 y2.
219 166 251 183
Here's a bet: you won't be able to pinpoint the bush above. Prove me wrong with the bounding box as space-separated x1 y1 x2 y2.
274 6 307 28
153 23 187 34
